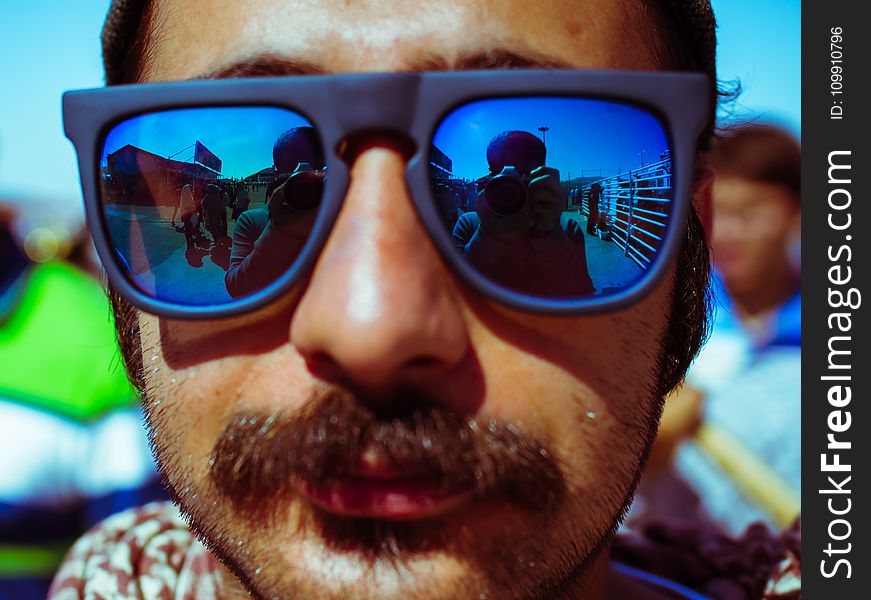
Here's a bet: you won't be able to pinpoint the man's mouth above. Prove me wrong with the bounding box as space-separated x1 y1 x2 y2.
292 449 472 519
210 398 564 523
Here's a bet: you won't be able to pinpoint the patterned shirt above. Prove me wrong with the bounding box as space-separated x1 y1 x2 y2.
49 503 223 600
50 502 724 600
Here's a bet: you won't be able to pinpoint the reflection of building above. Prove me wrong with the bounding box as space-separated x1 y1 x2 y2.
243 167 279 186
430 145 453 182
105 145 218 205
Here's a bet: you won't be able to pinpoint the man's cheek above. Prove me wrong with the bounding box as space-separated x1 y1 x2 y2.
481 364 579 440
143 354 248 466
146 368 225 466
164 350 320 452
472 343 610 457
154 312 294 370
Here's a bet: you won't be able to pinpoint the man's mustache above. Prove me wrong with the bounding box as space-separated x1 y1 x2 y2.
209 384 564 520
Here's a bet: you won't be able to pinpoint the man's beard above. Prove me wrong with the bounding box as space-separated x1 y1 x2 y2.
142 379 656 600
206 383 564 557
141 369 661 600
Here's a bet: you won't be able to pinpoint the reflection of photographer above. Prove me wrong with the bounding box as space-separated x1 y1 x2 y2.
267 162 325 237
225 127 324 298
477 165 534 240
451 131 594 297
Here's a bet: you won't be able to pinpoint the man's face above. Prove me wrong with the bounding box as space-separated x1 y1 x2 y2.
135 1 679 599
711 177 800 296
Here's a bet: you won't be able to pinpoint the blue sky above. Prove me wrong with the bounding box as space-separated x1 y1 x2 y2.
713 0 801 133
0 0 801 219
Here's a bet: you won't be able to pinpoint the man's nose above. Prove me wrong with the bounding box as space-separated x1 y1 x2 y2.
289 138 469 391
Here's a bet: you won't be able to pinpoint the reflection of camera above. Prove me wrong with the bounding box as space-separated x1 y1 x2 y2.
282 162 326 213
482 166 531 217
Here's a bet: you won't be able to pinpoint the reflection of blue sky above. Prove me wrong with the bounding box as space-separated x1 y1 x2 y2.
433 98 668 181
102 107 312 178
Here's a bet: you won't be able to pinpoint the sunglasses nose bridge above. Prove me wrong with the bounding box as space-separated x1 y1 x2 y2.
330 73 421 138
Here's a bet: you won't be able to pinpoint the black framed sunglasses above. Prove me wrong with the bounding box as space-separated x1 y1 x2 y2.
63 70 709 319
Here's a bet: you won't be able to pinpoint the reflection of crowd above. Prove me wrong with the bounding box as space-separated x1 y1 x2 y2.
172 179 251 252
434 180 476 232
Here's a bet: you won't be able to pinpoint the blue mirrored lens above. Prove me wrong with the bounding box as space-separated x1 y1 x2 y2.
432 97 673 299
100 107 325 306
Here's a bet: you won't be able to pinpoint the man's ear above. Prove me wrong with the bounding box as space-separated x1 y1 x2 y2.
691 166 715 241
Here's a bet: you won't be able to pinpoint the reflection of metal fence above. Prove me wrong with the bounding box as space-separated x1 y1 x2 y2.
579 157 672 268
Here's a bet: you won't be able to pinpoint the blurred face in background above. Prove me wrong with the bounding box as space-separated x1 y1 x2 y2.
711 177 800 297
123 1 709 599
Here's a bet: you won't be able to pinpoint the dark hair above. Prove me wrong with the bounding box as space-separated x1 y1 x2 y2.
486 131 547 174
273 127 324 173
708 124 801 199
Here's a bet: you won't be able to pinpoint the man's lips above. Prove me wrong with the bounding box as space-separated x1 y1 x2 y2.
292 463 472 520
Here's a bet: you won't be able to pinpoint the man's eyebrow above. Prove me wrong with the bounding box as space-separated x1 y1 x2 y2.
442 48 575 71
196 47 573 81
199 56 326 80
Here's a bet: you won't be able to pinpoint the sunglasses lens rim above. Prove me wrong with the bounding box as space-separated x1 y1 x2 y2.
427 95 676 306
96 105 328 309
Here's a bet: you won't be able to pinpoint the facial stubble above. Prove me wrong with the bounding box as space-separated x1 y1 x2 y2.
137 347 664 600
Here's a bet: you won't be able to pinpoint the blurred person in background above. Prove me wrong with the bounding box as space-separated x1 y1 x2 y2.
630 123 801 538
707 124 801 350
0 203 165 599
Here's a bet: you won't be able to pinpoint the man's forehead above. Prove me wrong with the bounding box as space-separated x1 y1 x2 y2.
144 0 658 81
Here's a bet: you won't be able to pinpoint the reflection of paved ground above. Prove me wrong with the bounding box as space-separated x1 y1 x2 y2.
105 204 239 305
102 201 638 305
563 212 643 294
248 188 269 205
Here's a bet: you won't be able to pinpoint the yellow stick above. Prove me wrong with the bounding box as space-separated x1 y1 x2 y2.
695 422 800 529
